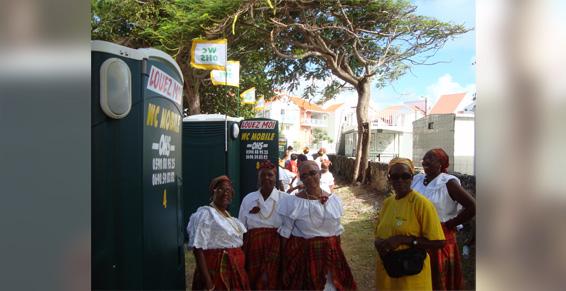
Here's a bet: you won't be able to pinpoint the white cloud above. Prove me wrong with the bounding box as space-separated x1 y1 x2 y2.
426 74 475 104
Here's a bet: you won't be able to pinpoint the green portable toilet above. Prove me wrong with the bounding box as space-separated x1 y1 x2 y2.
239 118 280 196
92 41 185 290
182 114 242 225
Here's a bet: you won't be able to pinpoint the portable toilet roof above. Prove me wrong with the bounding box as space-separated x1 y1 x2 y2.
92 40 184 83
183 114 243 123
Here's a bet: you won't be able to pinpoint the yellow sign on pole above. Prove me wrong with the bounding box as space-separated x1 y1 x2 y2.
190 39 227 70
210 61 240 87
241 87 256 104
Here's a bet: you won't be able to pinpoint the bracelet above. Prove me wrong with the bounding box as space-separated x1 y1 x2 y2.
208 285 215 291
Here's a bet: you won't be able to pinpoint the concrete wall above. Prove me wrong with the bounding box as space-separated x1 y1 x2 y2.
328 154 390 195
328 154 476 197
413 114 456 171
412 114 475 175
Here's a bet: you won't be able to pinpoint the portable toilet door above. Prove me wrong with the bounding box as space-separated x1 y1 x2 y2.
239 118 279 196
139 47 185 290
91 41 185 290
182 114 242 227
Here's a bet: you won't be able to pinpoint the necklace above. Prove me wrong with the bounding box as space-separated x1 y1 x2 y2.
256 199 276 220
391 195 408 228
209 202 244 234
305 189 326 228
304 188 321 200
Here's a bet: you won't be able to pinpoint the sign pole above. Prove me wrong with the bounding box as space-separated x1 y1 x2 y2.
237 86 240 117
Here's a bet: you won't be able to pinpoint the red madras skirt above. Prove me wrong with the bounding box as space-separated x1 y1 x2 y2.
428 224 465 290
192 248 250 291
242 228 281 290
282 235 357 291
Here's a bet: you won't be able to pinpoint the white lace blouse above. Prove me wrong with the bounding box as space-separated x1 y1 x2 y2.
277 194 344 239
319 172 335 193
238 188 288 230
186 206 247 250
412 173 461 222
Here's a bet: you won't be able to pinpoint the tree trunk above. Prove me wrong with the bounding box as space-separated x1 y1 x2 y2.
176 47 201 115
184 77 201 115
352 79 371 184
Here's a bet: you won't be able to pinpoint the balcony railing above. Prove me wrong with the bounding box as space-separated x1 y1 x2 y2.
302 118 327 127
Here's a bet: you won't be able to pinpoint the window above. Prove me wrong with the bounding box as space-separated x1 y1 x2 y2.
428 122 434 129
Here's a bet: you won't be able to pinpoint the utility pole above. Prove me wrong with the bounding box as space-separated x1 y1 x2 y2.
420 96 428 116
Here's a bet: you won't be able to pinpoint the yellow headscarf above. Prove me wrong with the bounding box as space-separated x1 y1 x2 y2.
388 157 415 174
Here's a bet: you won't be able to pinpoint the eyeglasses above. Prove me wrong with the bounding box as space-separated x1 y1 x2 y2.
388 173 413 181
215 187 234 194
300 170 320 180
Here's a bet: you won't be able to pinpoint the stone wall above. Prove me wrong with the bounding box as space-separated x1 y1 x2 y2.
328 154 476 196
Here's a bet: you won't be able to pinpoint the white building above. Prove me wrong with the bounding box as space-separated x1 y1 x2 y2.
340 102 425 163
412 92 475 174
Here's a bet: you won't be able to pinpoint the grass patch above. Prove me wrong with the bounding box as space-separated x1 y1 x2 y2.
184 249 195 290
334 181 381 291
342 215 377 290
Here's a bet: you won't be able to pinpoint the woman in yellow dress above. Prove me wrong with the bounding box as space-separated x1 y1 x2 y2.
374 158 446 290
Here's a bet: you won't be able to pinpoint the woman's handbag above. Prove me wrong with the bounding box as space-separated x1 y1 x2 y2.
380 247 427 278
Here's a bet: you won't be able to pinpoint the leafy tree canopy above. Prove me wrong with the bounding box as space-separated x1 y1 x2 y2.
206 0 469 182
91 0 274 117
208 0 469 101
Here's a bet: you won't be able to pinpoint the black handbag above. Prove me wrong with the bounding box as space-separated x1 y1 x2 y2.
380 247 427 278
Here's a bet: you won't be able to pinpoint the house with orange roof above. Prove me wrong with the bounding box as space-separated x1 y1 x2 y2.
412 91 475 174
256 92 346 153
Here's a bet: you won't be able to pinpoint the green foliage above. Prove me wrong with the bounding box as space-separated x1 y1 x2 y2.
212 0 469 97
312 128 333 144
91 0 274 118
207 0 469 180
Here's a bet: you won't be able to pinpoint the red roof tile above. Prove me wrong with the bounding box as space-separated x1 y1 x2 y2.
325 103 344 112
430 92 467 114
289 96 326 112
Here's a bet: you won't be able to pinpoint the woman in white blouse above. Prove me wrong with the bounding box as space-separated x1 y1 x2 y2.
186 175 250 291
238 160 288 290
277 160 356 290
319 160 335 193
412 148 476 290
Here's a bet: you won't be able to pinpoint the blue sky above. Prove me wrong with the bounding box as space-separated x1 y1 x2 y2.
373 0 476 109
313 0 476 110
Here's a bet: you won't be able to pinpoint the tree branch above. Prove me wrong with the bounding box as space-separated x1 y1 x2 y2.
336 0 355 32
269 28 297 59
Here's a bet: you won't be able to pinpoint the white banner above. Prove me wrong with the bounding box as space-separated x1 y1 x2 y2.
241 87 256 104
190 39 227 70
210 61 240 87
147 66 183 105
